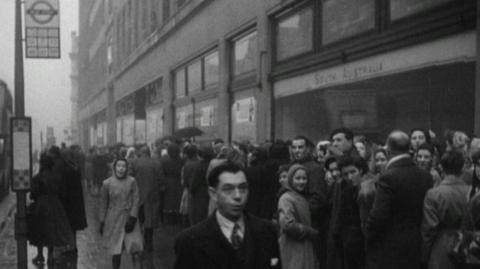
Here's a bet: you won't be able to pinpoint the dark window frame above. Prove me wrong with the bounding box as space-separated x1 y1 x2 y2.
318 0 379 49
387 0 457 23
203 50 220 90
174 48 220 101
174 67 187 99
231 29 258 80
273 1 315 63
271 0 474 78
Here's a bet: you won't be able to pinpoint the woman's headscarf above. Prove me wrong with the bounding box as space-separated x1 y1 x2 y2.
286 164 307 194
113 158 129 179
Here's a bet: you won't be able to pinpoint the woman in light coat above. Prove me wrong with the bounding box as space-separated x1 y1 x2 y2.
278 164 318 269
99 158 142 269
422 151 469 269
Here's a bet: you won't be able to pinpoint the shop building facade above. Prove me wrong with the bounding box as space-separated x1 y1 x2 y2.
78 0 479 149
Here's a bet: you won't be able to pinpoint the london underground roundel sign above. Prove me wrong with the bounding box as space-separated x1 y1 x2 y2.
26 1 58 25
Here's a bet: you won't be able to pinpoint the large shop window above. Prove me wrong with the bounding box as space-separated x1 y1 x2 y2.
116 117 122 143
390 0 454 21
116 95 135 145
146 78 164 145
187 60 202 94
231 91 256 142
276 6 313 61
274 62 475 142
233 31 257 76
194 99 218 138
123 114 135 145
175 68 186 98
146 107 163 146
89 125 96 147
175 105 194 130
322 0 376 44
204 51 219 86
91 111 107 146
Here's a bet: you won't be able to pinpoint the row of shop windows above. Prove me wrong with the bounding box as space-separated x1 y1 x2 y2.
86 61 475 148
87 94 257 147
174 30 257 99
88 0 464 147
274 0 456 61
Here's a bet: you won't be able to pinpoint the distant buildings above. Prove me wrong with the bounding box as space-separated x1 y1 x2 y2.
77 0 479 149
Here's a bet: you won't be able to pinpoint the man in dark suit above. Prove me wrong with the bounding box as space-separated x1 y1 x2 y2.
365 130 433 269
174 162 281 269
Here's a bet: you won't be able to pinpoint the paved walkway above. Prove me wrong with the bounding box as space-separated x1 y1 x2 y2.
0 191 182 269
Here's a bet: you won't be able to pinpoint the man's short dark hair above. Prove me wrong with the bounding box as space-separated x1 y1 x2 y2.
324 156 338 171
440 150 465 175
292 135 314 148
387 131 410 154
337 155 369 175
207 162 246 188
416 143 435 155
330 128 354 141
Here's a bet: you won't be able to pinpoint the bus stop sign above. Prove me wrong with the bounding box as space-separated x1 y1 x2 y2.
11 117 32 192
24 0 60 58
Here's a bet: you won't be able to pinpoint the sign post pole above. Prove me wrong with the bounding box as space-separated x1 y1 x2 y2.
14 0 28 267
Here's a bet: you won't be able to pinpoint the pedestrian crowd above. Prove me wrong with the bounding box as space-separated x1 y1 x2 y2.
171 128 480 269
25 127 480 269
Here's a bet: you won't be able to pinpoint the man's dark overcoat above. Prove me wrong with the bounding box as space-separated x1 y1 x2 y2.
129 156 164 228
365 156 432 269
187 159 210 225
174 213 281 269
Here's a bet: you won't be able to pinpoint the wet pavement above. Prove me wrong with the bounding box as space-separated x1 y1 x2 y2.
0 191 183 269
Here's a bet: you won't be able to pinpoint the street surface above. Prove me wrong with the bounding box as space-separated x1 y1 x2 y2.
0 191 181 268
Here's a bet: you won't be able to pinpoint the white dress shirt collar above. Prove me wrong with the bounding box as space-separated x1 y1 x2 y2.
215 211 245 243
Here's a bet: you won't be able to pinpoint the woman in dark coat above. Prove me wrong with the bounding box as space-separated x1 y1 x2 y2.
161 143 183 223
337 155 369 269
180 144 199 225
29 153 75 265
246 146 275 219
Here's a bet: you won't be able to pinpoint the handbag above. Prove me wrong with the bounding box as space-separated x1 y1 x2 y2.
124 220 144 254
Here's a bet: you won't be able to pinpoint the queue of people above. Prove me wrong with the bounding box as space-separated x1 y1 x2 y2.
26 126 480 269
170 128 480 269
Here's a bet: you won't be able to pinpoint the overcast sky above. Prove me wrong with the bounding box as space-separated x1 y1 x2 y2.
0 0 78 151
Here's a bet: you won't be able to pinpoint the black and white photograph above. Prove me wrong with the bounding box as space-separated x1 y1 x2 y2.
1 0 480 268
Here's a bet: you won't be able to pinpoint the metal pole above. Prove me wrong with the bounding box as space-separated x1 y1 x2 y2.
14 0 28 268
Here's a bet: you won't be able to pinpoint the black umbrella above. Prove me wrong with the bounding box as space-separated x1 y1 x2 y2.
173 126 203 139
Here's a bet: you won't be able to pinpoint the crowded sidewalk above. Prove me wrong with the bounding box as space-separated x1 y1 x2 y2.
0 189 180 268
